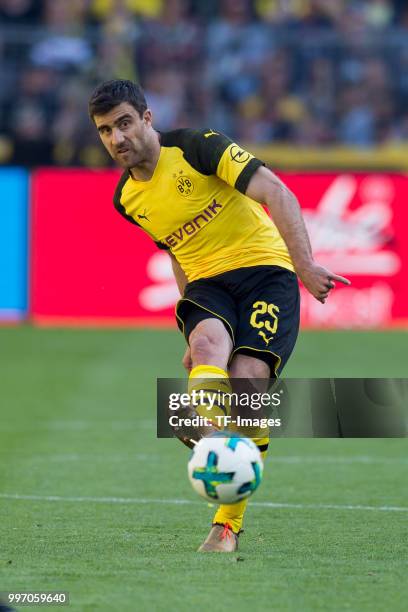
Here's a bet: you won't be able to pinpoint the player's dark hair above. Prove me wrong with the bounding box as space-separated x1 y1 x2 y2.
88 79 147 120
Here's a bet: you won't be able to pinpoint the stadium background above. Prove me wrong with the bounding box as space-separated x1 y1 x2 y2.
1 1 407 611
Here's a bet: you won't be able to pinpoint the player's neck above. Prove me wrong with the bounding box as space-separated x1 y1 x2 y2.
129 131 161 182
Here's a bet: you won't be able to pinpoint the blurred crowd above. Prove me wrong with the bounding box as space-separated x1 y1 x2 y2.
1 0 408 166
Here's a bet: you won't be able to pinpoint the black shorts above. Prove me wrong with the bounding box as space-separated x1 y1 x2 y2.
175 265 300 377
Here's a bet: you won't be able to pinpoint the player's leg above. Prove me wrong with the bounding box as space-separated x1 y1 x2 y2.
176 278 238 435
200 265 300 550
229 354 271 455
185 316 243 552
206 354 270 543
189 317 232 370
175 282 243 551
187 317 234 427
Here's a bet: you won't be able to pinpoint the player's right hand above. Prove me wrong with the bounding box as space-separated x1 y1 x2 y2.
182 346 193 373
297 262 351 304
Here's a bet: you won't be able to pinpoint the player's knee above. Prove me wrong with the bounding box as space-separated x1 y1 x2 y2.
189 332 218 364
189 322 231 368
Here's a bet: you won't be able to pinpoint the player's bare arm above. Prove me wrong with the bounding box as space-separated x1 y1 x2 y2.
245 166 351 303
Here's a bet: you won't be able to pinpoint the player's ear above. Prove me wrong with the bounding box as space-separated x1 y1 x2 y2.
143 109 153 126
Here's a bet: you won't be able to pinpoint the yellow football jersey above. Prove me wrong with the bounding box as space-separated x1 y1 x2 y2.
113 129 294 281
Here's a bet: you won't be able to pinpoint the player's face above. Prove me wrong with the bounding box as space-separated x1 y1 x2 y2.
94 102 153 169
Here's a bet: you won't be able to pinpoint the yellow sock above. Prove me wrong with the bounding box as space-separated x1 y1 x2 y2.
213 443 269 533
188 365 231 428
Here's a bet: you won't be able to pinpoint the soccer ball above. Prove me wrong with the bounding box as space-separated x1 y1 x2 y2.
187 433 263 504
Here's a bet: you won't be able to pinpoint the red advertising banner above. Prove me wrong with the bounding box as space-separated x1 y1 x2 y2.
31 170 408 328
31 169 177 325
283 173 408 328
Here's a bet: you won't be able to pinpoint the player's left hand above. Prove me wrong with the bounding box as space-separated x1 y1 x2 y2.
297 262 351 304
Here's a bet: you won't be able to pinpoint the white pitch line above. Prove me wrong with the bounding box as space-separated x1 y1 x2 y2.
4 454 408 465
0 493 407 513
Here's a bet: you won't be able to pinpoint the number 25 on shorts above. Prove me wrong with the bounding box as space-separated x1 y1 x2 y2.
250 301 280 335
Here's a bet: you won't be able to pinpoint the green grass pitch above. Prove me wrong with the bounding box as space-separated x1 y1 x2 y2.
0 327 407 611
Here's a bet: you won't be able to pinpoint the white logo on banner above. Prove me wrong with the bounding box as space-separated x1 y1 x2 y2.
301 175 400 326
139 252 179 311
302 175 400 276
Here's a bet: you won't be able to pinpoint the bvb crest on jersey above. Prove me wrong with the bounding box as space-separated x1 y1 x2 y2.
176 175 194 196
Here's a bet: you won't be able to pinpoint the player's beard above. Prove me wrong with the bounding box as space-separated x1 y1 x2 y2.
114 146 140 169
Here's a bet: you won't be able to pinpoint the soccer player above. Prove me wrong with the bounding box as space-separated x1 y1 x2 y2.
89 80 350 552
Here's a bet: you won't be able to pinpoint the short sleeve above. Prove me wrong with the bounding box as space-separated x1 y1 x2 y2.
215 141 264 193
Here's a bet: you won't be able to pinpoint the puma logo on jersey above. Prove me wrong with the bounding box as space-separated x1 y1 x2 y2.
204 129 219 138
259 330 274 346
137 209 150 221
165 199 223 248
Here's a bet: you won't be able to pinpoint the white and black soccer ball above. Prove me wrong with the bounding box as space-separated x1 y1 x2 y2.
187 433 263 504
